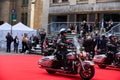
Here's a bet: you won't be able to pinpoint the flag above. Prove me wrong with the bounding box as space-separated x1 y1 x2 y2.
43 39 47 49
94 44 98 52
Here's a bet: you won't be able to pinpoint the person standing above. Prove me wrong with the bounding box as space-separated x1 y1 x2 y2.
93 33 100 55
87 23 93 34
98 35 108 54
100 18 107 34
39 29 46 53
74 23 80 34
83 35 95 58
13 35 19 53
81 20 88 36
106 19 113 31
6 32 13 53
30 34 35 48
33 36 39 47
21 33 29 53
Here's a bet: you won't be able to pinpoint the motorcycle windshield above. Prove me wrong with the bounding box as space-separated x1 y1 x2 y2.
72 36 81 54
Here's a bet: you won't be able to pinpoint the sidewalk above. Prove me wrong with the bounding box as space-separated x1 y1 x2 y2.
0 48 17 54
0 48 41 55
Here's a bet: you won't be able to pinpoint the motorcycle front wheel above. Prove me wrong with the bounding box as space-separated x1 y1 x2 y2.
80 65 95 80
46 69 56 74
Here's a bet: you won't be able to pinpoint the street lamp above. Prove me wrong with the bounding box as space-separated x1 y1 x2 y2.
10 0 16 35
10 9 16 35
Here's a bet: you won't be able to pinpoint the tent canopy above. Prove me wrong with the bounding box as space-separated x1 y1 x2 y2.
11 22 36 49
12 22 36 38
0 22 12 48
0 22 11 30
0 22 36 49
12 22 34 31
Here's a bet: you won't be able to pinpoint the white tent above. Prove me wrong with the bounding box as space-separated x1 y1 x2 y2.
12 22 34 31
0 23 12 48
12 22 36 49
0 22 36 49
12 22 36 38
0 22 11 30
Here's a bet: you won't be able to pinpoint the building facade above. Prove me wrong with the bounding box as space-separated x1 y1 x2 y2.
0 0 120 33
48 0 120 33
0 0 28 25
0 0 43 29
0 0 11 24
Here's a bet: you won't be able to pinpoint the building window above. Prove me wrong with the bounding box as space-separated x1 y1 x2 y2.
62 0 68 2
77 0 88 3
53 0 58 3
77 0 88 2
51 0 69 6
21 13 28 25
96 0 119 3
22 0 29 6
77 0 88 1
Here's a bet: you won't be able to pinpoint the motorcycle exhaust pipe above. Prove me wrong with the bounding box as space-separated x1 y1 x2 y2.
40 66 67 73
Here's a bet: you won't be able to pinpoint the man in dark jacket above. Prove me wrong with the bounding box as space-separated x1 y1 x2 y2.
107 35 117 52
98 35 108 54
83 35 95 58
106 35 118 64
6 32 13 52
100 18 107 34
57 28 70 69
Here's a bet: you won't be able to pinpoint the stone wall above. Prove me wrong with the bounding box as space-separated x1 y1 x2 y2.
34 0 43 29
0 0 10 22
49 2 120 14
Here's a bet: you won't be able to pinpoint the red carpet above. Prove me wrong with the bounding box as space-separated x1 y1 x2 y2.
0 54 120 80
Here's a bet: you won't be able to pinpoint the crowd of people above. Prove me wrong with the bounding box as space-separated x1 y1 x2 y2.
65 19 118 58
67 19 113 36
50 19 118 60
5 28 46 53
5 19 117 56
50 28 120 67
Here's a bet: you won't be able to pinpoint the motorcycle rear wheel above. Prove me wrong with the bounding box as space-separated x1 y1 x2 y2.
80 65 95 80
46 69 56 74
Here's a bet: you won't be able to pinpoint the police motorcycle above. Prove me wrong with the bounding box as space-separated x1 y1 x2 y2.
38 36 95 80
93 41 120 68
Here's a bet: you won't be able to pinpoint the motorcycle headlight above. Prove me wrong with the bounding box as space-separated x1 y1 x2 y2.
77 46 80 50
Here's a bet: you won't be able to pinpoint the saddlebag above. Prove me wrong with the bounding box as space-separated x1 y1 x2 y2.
38 55 55 67
92 54 107 64
116 52 120 58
